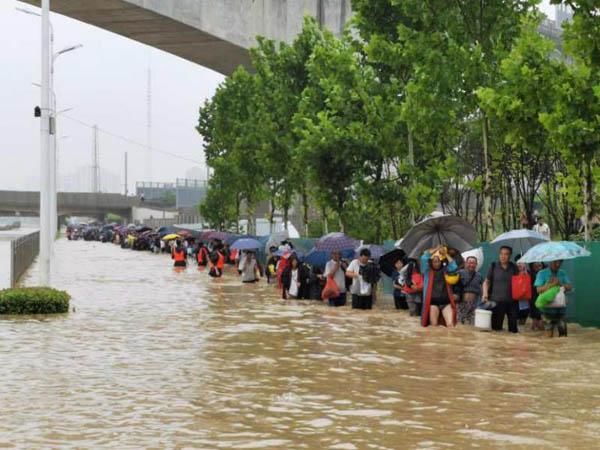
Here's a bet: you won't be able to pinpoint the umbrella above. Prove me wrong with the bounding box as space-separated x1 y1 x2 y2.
226 234 258 245
304 248 355 268
274 249 305 260
162 233 180 241
314 232 360 253
461 247 484 271
177 230 192 238
355 244 385 261
264 231 289 252
491 229 549 257
206 231 229 241
518 241 591 264
400 215 477 258
231 238 262 251
379 248 407 278
158 226 177 238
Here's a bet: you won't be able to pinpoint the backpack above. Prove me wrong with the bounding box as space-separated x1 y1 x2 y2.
361 261 381 285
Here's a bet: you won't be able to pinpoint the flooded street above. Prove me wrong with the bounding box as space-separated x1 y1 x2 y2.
2 239 600 449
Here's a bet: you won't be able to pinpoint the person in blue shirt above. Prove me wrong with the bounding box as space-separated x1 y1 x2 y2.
534 260 573 337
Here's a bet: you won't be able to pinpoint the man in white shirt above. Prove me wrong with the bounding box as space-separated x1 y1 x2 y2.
324 250 348 307
346 248 377 310
533 216 551 240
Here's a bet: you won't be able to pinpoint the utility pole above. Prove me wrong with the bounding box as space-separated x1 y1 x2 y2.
124 152 128 196
91 125 100 193
39 0 51 285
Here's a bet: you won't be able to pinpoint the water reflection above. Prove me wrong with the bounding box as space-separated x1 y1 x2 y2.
0 239 599 448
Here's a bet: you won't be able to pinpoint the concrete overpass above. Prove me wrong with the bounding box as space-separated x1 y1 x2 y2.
0 191 136 222
19 0 351 75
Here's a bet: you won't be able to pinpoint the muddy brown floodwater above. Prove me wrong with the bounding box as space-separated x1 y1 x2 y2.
1 239 600 449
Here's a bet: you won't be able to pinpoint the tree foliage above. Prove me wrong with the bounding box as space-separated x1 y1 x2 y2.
196 1 598 241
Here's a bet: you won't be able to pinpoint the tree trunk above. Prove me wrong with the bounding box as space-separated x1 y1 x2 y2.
481 113 492 240
269 196 276 234
235 195 241 234
389 204 398 239
302 185 309 237
322 207 329 235
248 202 256 236
583 158 594 242
408 128 415 224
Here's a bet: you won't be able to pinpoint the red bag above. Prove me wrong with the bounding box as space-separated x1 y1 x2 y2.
512 273 532 301
321 276 341 301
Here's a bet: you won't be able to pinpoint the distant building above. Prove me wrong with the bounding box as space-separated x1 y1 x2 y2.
61 166 121 193
555 4 572 25
135 178 207 210
175 178 207 209
185 166 207 182
135 181 176 203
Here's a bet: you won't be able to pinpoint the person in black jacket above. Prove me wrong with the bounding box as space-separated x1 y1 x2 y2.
281 256 307 299
482 246 519 333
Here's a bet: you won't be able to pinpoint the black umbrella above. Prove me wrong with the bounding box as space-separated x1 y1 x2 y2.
400 215 477 258
379 248 406 278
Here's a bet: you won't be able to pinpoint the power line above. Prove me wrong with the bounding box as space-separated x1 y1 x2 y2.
61 114 204 165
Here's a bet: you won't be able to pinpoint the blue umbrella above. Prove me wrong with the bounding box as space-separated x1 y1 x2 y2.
314 232 360 253
518 241 591 264
231 238 262 251
491 229 549 256
304 248 355 267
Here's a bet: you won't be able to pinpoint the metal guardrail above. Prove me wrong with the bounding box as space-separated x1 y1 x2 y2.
11 231 39 287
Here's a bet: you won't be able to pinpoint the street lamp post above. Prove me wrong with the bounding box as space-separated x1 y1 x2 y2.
20 6 81 265
39 0 51 285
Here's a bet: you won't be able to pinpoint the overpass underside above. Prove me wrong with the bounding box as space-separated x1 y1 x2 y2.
19 0 252 75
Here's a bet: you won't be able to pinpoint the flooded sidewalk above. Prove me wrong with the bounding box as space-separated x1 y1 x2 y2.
1 239 599 449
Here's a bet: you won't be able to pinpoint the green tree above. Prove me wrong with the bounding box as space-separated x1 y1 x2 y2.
544 1 600 240
477 15 564 232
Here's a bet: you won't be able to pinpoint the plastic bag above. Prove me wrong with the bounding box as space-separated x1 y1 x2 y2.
512 273 532 301
321 276 340 301
535 286 560 309
548 287 566 308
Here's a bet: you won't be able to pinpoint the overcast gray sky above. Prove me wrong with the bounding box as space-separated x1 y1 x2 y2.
1 0 555 193
1 0 225 193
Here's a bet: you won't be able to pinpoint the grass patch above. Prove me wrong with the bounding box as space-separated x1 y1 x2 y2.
0 287 70 315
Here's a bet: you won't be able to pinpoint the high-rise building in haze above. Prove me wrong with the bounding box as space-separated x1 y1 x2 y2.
185 166 206 182
555 4 572 25
61 166 121 193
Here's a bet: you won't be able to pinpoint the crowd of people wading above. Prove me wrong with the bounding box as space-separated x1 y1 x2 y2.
68 213 588 338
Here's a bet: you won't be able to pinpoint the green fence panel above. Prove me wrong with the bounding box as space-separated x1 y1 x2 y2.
480 241 599 327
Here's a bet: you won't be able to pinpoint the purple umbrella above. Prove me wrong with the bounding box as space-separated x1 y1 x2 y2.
206 231 229 241
314 232 360 253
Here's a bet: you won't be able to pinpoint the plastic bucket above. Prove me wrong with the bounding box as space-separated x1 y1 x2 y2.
474 309 492 331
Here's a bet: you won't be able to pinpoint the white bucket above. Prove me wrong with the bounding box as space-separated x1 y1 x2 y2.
474 309 492 331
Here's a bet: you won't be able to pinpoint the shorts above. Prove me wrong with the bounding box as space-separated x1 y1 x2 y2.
174 261 187 267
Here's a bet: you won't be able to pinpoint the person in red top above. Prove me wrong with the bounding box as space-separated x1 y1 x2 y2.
172 240 187 268
197 243 209 266
208 248 225 277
